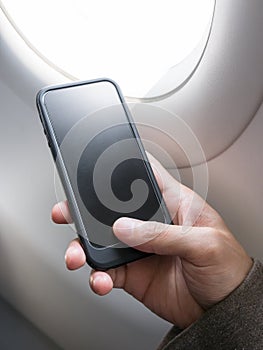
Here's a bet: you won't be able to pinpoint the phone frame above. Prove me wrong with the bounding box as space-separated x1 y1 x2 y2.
36 78 171 270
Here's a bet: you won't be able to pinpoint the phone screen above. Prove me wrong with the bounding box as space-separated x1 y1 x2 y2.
42 81 168 248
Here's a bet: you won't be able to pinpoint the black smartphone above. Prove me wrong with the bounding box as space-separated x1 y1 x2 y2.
36 79 171 270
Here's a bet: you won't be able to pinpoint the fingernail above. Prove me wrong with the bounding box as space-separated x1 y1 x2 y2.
113 218 146 246
90 275 94 286
113 217 142 232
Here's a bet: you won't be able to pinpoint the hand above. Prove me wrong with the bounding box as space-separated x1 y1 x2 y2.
52 156 252 329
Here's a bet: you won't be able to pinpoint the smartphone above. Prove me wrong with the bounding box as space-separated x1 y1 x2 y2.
36 79 171 270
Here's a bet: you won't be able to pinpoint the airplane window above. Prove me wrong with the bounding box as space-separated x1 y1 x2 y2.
1 0 215 97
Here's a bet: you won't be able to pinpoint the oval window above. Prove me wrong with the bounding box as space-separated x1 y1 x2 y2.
1 0 215 97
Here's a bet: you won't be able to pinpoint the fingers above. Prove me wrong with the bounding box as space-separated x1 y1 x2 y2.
52 201 72 224
65 242 115 296
113 217 212 258
64 216 211 273
65 239 86 270
89 265 128 296
65 239 123 296
89 271 114 296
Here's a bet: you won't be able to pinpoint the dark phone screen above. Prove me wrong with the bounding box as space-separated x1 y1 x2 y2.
43 81 167 247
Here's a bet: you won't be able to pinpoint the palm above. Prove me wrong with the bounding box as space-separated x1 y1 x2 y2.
111 254 203 328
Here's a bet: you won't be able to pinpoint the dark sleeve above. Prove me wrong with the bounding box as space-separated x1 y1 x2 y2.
158 259 263 350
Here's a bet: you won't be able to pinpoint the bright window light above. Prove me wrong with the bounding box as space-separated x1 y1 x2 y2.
1 0 215 97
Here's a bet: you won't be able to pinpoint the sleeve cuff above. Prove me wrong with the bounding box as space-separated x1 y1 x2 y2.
158 259 263 349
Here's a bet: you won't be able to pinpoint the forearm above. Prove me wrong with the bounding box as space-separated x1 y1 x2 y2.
158 259 263 350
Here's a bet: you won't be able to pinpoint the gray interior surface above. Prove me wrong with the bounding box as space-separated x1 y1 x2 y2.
0 0 262 349
0 296 61 350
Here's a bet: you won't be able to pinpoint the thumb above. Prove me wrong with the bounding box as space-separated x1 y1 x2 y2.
113 217 210 258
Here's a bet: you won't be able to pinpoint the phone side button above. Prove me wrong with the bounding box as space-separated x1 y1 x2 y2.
48 140 57 158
